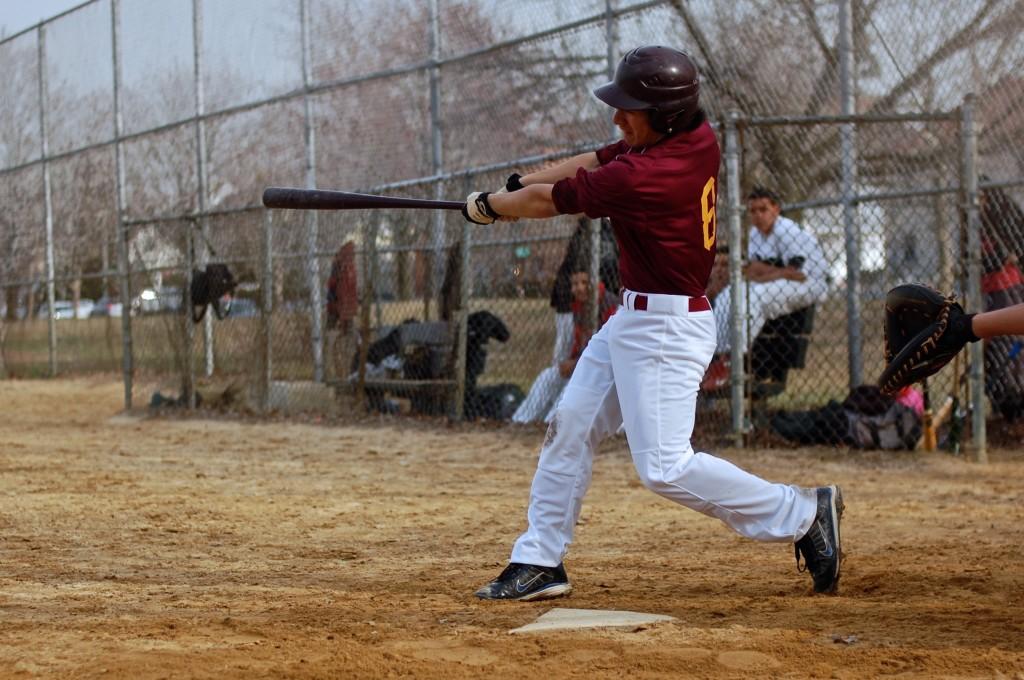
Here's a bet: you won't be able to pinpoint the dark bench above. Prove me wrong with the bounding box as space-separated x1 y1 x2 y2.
748 305 816 399
344 321 456 413
344 311 513 418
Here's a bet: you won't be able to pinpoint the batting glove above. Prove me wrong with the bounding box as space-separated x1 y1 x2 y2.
490 175 523 222
462 192 500 225
492 173 524 196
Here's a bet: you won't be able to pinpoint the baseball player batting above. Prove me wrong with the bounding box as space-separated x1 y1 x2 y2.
462 46 844 600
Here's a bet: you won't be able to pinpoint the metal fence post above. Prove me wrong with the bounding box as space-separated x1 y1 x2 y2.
374 233 383 330
604 0 619 142
190 0 216 379
428 0 445 319
37 24 57 377
110 0 133 408
261 209 274 412
452 221 470 422
839 0 862 388
354 220 374 411
961 94 987 463
600 0 618 332
725 110 745 446
184 223 196 407
300 0 324 382
588 218 600 332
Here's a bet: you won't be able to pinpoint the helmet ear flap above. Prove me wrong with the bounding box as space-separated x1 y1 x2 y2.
645 109 662 133
648 105 696 135
648 110 670 134
647 109 679 133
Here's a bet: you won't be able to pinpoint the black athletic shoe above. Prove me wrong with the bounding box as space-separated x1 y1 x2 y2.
795 485 844 594
474 562 572 601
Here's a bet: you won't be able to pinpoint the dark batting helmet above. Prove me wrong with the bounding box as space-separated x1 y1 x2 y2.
594 46 701 135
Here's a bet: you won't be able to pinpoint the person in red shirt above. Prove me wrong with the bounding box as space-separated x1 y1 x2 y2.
564 270 618 373
463 46 844 600
325 241 358 381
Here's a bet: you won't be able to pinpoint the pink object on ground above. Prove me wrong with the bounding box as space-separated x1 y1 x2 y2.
896 386 924 415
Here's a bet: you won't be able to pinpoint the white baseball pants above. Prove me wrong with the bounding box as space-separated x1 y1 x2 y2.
713 278 827 354
510 290 817 568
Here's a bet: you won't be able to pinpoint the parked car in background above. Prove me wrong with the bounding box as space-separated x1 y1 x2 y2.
90 296 124 318
132 287 182 315
37 299 95 319
226 297 259 318
0 304 28 320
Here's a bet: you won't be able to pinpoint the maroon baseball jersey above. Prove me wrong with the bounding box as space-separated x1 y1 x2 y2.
551 121 720 296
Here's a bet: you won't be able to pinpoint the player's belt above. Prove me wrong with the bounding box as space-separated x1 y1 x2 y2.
618 289 711 314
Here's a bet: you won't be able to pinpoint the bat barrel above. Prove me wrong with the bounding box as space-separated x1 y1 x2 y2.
262 187 464 211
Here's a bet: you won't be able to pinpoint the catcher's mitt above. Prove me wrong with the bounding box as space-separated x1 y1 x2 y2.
878 284 979 395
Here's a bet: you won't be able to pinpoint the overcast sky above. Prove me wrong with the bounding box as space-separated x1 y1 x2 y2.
0 0 85 38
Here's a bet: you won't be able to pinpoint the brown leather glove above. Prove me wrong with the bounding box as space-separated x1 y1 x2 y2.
878 284 978 395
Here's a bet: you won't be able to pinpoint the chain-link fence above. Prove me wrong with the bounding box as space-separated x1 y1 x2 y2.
3 0 1024 455
712 110 970 452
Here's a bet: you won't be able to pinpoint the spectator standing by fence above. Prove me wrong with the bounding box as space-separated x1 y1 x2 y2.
325 241 358 382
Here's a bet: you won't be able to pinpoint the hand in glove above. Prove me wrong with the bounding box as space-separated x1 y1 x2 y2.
462 192 501 225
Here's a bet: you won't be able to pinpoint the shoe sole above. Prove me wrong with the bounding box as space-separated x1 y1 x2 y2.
516 582 572 601
823 484 844 594
473 582 572 601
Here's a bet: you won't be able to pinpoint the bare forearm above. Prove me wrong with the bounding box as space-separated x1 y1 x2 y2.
783 267 807 282
973 303 1024 338
744 264 805 283
487 184 559 219
463 153 594 223
520 152 599 185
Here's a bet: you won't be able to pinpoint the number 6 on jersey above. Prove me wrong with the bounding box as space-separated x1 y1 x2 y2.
701 176 716 251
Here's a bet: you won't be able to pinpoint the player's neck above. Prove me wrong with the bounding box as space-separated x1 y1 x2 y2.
630 133 667 154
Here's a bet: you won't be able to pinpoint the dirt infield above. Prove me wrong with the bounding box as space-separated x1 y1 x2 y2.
1 379 1022 678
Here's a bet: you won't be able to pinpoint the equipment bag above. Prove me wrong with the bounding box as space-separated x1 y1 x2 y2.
845 401 921 450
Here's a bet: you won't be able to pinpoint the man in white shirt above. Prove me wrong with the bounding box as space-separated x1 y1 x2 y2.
703 186 829 391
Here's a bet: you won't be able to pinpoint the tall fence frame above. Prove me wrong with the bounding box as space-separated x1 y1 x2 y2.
2 0 1023 459
723 103 988 461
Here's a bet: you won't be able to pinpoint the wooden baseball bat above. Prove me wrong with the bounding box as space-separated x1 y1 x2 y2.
262 187 465 211
917 395 954 451
921 378 937 451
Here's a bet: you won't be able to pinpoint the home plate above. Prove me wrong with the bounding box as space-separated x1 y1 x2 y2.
509 608 676 634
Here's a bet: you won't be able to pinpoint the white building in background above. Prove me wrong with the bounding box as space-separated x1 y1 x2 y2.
129 226 182 291
797 190 955 300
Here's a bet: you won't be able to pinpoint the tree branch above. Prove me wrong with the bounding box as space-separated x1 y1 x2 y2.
866 0 1002 113
664 0 759 115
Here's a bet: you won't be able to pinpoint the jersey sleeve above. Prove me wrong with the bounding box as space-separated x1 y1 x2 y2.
782 223 829 282
746 228 760 260
551 154 641 218
800 232 830 282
